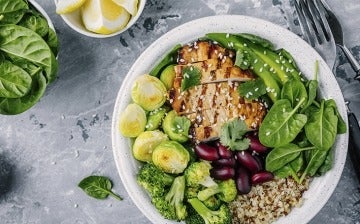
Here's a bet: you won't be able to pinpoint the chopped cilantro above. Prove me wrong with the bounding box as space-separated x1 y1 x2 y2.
220 119 250 151
238 79 267 100
173 116 191 136
181 66 201 91
234 49 251 70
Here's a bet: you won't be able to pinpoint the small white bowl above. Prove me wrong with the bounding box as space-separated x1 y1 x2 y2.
55 0 146 38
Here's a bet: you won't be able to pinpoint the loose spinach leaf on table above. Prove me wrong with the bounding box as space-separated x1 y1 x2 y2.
259 99 307 147
0 24 58 83
0 71 46 115
78 176 123 201
0 60 32 98
305 100 338 150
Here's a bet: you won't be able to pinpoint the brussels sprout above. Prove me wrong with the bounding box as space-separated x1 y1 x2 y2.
152 140 190 174
119 103 147 137
162 110 191 143
131 74 167 111
132 130 168 162
146 106 170 131
160 64 176 90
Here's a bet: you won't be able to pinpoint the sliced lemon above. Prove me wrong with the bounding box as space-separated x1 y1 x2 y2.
56 0 87 14
81 0 130 35
112 0 138 16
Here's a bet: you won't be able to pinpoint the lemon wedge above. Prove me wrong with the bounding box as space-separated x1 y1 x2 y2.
81 0 130 35
112 0 138 16
56 0 87 14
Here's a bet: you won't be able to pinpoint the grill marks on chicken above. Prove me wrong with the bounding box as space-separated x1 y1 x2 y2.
169 40 267 142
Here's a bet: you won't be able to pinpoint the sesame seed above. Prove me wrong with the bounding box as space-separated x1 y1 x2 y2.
254 59 258 64
289 59 293 63
266 131 271 136
226 33 230 38
255 88 259 92
179 58 185 63
264 63 268 67
264 51 267 55
259 67 263 72
275 59 280 64
244 43 247 47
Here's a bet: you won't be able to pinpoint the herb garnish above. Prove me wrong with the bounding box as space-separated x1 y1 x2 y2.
78 176 123 201
237 79 267 100
220 119 250 151
181 66 201 91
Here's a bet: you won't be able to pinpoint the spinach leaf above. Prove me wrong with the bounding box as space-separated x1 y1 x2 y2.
317 148 333 175
0 71 46 115
237 78 267 100
150 44 181 77
18 12 49 37
45 28 59 56
0 24 58 83
305 100 338 150
0 60 32 98
259 99 307 147
281 78 308 108
325 99 347 134
236 33 275 50
290 152 304 173
0 0 28 24
78 176 122 200
299 149 328 183
11 58 42 76
274 165 300 183
265 143 314 172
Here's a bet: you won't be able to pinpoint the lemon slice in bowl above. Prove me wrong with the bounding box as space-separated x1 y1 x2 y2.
81 0 130 35
56 0 87 14
112 0 138 16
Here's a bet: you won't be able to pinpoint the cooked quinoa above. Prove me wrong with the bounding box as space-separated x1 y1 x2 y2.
230 177 310 224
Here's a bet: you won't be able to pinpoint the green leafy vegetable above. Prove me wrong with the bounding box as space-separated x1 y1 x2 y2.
280 79 308 108
181 66 201 91
316 148 333 175
150 44 181 77
236 33 274 50
0 60 32 98
237 79 267 100
220 119 250 151
305 100 338 150
78 176 122 200
45 28 59 56
234 49 251 69
259 99 307 147
0 0 28 24
299 149 328 183
18 11 49 37
325 99 347 134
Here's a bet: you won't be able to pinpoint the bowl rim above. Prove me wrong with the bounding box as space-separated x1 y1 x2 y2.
111 14 349 224
54 0 147 38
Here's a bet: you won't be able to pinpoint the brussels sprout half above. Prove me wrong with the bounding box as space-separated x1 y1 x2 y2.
119 103 147 137
132 130 169 162
131 74 167 111
152 140 190 174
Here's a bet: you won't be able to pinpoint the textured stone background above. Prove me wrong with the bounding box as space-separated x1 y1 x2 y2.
0 0 359 223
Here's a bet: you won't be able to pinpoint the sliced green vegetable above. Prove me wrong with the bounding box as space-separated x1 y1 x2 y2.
146 106 170 131
236 33 275 50
132 130 169 162
150 44 181 77
160 64 176 90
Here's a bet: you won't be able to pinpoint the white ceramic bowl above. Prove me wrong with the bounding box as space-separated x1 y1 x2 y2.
112 15 349 224
54 0 146 38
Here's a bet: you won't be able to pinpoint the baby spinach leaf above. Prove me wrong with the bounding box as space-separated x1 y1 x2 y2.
237 78 267 100
259 99 307 147
0 71 46 115
220 119 250 151
325 99 347 134
299 149 328 183
45 28 59 56
265 143 314 172
0 60 32 98
317 148 333 175
290 152 304 173
305 100 338 150
274 165 300 183
0 0 28 24
181 66 201 91
0 24 58 83
78 176 122 201
281 78 308 108
301 79 318 113
18 12 49 37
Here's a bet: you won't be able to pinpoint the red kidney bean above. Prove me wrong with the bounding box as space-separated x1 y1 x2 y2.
248 135 268 154
210 167 235 180
195 143 220 161
212 158 236 167
235 167 251 194
235 151 262 173
216 141 233 159
252 154 264 171
251 171 274 185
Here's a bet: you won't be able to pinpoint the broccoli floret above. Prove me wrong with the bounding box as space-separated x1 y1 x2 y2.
137 163 174 197
188 198 232 224
185 186 202 200
184 161 217 188
185 203 205 224
203 196 222 210
153 175 187 221
197 179 237 203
